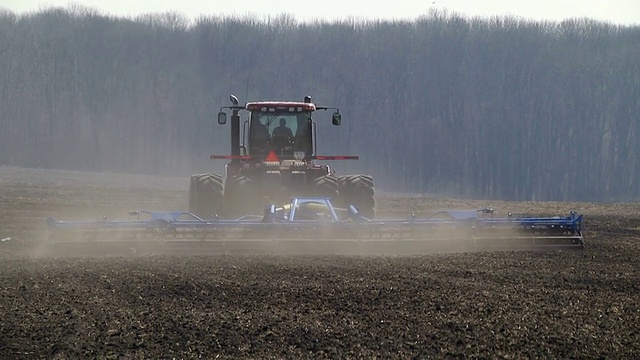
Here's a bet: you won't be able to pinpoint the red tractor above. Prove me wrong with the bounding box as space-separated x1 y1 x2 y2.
189 95 375 218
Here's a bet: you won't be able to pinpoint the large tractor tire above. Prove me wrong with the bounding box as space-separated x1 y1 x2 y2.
189 173 224 219
312 174 339 200
224 175 262 216
338 174 375 219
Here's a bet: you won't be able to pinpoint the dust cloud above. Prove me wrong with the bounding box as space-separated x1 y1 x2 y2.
0 166 582 260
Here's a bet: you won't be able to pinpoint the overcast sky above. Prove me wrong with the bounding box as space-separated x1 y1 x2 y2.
1 0 639 25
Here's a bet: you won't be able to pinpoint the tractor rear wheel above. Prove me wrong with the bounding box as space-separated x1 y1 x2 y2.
338 174 375 218
189 173 224 218
312 175 339 201
224 175 263 216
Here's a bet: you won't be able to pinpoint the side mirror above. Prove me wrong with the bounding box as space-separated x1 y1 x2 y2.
217 112 227 125
331 111 341 126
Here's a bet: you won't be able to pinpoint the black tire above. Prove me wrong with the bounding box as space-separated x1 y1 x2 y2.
189 173 224 219
338 174 375 218
312 174 339 200
224 175 263 216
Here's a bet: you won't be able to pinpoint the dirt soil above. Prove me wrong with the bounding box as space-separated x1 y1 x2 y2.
0 166 639 359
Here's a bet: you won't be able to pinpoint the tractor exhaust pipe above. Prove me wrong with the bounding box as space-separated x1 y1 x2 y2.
230 95 241 158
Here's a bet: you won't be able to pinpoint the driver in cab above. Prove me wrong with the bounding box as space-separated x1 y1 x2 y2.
271 118 294 152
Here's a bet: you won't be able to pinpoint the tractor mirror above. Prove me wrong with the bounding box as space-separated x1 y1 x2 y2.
217 111 227 125
331 111 341 126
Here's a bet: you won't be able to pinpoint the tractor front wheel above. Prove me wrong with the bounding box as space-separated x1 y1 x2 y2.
189 173 224 219
338 174 375 218
224 175 264 216
312 175 339 200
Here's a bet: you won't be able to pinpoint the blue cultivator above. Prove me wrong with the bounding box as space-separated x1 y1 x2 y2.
46 197 583 256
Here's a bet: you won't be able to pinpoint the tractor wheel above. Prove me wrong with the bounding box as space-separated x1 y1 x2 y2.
312 174 339 201
338 174 375 218
189 173 224 219
224 175 263 216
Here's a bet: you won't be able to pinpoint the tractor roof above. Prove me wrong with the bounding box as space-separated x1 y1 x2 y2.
246 101 316 112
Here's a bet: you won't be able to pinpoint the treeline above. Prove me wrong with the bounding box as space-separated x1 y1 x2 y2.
0 6 638 201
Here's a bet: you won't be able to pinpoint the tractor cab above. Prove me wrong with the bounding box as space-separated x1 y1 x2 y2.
248 107 313 158
217 95 341 161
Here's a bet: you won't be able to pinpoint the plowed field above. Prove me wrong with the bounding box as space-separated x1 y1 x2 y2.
1 167 639 359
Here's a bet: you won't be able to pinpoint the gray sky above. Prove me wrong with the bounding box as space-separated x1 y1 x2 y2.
1 0 639 25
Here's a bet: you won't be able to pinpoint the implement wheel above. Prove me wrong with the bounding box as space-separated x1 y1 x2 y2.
189 173 224 219
338 174 375 218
